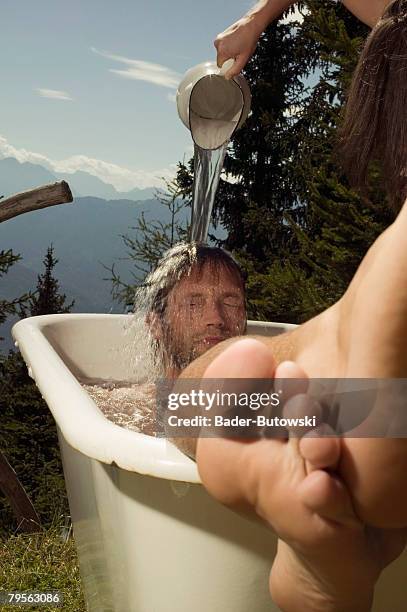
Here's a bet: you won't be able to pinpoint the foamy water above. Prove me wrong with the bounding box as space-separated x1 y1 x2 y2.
82 381 157 436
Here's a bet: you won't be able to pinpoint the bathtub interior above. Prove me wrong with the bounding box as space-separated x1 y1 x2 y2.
39 314 293 380
11 314 295 482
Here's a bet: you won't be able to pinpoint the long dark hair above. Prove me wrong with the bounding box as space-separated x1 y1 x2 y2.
340 0 407 211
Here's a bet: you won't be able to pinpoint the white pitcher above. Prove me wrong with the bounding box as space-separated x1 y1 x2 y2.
176 60 251 150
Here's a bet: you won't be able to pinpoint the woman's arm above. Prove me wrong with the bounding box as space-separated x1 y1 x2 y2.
215 0 388 79
215 1 298 79
342 0 388 27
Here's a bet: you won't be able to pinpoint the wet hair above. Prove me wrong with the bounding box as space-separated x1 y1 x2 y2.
340 0 407 211
145 242 246 318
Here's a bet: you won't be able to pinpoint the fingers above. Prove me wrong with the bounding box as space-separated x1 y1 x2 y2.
230 52 251 76
214 17 258 78
214 37 230 69
215 46 249 79
222 54 250 79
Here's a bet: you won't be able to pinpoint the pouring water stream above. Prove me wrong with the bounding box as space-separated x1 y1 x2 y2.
81 61 251 433
177 59 251 243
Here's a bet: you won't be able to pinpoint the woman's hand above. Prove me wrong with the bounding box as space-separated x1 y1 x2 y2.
214 14 265 79
214 1 298 78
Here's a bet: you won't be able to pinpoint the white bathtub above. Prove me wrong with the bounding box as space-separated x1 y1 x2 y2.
12 314 407 611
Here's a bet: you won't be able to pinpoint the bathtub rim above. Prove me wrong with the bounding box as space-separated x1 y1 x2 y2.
12 313 296 484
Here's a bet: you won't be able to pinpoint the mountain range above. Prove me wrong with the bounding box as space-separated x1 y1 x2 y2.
0 193 193 351
0 157 191 352
0 157 157 201
0 156 227 353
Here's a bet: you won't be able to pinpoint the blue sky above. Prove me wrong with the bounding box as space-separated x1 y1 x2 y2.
1 0 264 191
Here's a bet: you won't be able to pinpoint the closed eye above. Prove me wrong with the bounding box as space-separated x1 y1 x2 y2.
185 297 204 308
223 299 243 308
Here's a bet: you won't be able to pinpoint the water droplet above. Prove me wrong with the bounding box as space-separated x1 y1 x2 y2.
170 480 190 498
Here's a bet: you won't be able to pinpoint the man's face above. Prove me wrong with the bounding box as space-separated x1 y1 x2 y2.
162 263 246 369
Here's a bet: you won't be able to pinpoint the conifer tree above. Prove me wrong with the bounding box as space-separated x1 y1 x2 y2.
286 1 395 317
20 245 74 318
176 3 316 262
0 351 68 534
109 179 189 308
1 187 29 343
0 245 74 534
174 3 325 322
175 1 394 323
0 249 29 341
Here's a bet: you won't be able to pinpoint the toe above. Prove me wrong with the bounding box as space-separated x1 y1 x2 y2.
283 393 323 438
275 360 309 398
298 470 359 528
204 338 276 379
299 425 341 472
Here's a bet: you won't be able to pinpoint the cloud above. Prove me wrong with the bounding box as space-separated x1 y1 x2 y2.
0 134 175 191
167 92 177 103
36 88 74 101
92 47 181 89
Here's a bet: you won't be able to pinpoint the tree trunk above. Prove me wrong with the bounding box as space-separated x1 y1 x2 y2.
0 449 42 533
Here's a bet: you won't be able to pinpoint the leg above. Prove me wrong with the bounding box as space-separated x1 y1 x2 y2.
182 201 407 534
197 341 407 612
297 203 407 527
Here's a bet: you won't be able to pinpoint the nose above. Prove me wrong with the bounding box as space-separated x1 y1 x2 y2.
203 299 225 329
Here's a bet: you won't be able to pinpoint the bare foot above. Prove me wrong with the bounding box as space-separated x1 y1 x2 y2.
283 204 407 527
293 200 407 380
197 341 407 612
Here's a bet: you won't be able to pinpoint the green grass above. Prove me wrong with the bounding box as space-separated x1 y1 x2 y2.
0 527 85 611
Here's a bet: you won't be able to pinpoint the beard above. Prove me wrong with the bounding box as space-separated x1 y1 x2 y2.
163 330 223 372
161 320 246 373
166 341 202 371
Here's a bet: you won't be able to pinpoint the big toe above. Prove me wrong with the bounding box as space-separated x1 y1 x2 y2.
203 338 276 379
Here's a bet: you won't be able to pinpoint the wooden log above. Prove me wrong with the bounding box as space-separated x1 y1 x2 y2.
0 181 73 223
0 449 42 533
